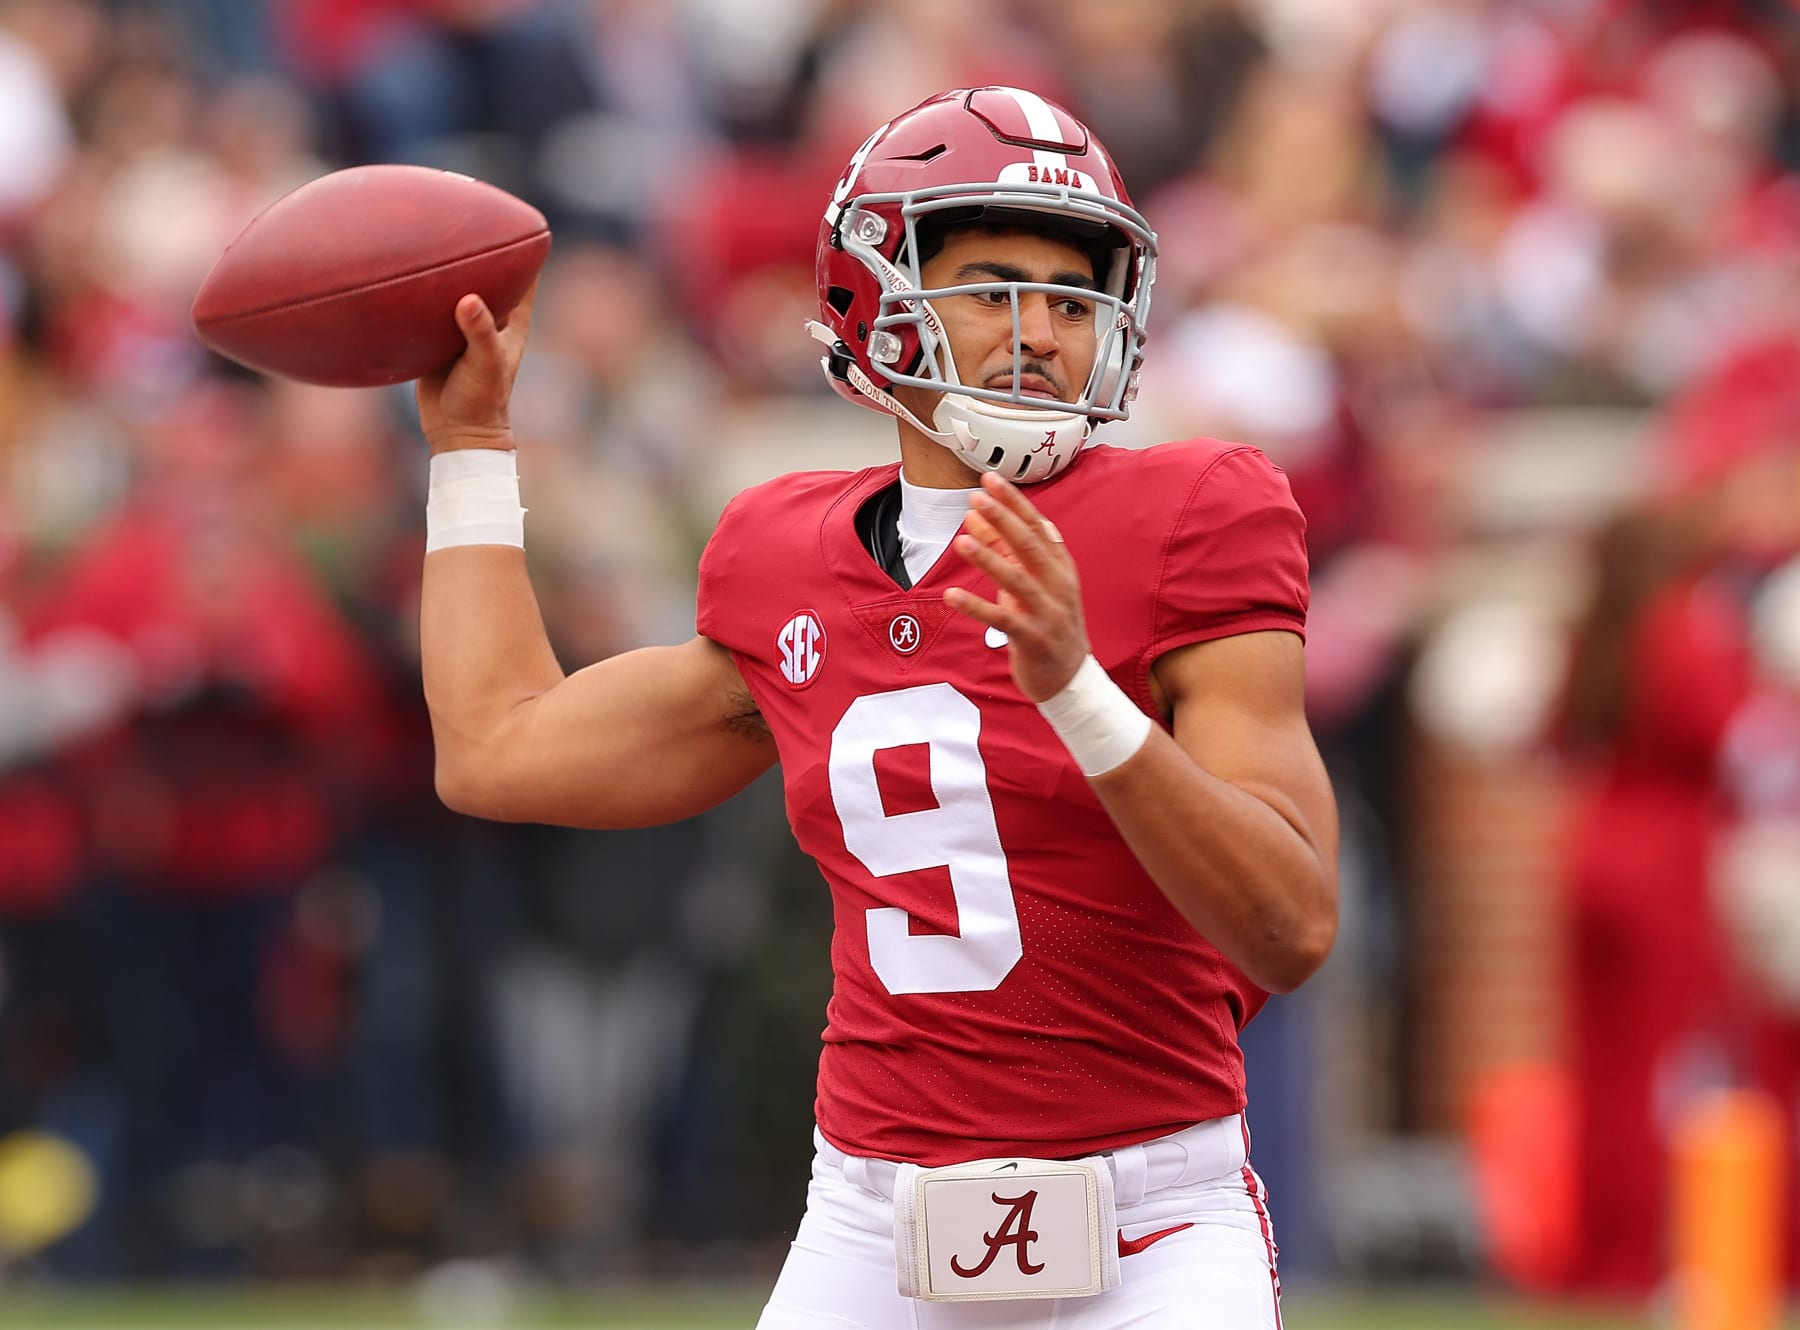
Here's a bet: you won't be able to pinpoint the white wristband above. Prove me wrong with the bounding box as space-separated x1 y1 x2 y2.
426 448 526 552
1036 654 1154 778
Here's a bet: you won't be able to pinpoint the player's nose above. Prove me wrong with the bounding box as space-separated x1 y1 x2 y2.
1014 293 1060 357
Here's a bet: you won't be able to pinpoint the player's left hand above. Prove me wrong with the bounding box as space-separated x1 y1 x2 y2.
945 471 1089 703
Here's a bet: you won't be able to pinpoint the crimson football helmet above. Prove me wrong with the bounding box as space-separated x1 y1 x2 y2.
811 86 1158 483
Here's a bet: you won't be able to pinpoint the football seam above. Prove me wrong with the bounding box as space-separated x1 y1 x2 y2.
196 231 550 325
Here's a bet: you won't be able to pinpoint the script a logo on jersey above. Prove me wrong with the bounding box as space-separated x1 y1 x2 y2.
777 610 827 688
889 613 921 655
950 1190 1045 1279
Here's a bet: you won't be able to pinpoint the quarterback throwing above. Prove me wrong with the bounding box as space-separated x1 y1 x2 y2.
417 85 1338 1329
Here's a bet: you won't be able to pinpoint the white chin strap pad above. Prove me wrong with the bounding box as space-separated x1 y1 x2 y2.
933 395 1091 484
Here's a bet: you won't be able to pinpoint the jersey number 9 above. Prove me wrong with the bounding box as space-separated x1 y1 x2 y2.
828 683 1024 995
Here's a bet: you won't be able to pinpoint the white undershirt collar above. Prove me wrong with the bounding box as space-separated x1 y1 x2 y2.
896 473 977 585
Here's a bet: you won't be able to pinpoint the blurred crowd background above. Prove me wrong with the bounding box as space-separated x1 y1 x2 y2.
1 0 1799 1314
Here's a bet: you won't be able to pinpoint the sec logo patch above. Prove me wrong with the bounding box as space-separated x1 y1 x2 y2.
777 610 826 687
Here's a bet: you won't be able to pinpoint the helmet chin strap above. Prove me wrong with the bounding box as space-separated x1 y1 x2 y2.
932 394 1091 483
808 319 950 443
806 320 1092 484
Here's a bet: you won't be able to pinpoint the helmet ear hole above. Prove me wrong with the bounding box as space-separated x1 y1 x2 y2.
827 286 855 317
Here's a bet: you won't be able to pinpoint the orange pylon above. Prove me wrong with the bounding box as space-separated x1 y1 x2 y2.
1671 1088 1786 1330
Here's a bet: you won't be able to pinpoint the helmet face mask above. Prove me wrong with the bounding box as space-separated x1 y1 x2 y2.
813 87 1159 483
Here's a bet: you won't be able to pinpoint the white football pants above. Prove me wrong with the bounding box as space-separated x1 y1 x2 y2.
756 1115 1282 1329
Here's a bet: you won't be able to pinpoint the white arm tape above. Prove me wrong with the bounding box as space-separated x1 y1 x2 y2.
1036 654 1154 778
426 448 526 552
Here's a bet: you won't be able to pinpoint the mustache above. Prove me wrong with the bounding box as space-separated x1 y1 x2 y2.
983 361 1066 394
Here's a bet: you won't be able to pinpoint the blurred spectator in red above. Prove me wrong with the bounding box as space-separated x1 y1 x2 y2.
19 376 388 937
1717 550 1800 1287
1706 336 1800 1288
1555 333 1800 1297
1557 503 1743 1295
15 381 390 1272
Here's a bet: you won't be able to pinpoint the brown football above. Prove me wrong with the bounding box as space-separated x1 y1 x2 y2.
191 165 551 387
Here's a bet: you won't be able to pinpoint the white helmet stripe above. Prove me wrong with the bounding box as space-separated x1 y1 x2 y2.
1005 86 1069 175
1085 129 1114 184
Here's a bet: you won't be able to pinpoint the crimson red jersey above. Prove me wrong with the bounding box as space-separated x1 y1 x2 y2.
696 440 1309 1165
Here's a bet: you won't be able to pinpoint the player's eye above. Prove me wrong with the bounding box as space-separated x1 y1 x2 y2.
973 289 1010 307
1056 296 1094 320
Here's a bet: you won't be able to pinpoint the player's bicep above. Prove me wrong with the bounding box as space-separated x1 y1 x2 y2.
445 635 777 829
1153 631 1338 867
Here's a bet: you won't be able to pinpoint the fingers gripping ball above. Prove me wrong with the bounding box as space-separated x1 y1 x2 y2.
191 165 551 387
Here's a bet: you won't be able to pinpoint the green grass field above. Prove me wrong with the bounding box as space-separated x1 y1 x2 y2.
0 1286 1768 1329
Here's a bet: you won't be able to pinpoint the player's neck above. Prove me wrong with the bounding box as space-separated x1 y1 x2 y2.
896 422 982 490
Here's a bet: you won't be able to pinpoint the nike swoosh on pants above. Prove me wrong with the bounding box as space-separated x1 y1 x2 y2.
1117 1222 1195 1257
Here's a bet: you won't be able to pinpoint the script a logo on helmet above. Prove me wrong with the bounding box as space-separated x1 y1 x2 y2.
777 610 827 687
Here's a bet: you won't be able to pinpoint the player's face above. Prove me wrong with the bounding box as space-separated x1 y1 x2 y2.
917 228 1101 407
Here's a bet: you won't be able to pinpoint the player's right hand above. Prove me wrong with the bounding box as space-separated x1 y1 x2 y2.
946 471 1089 703
417 278 537 454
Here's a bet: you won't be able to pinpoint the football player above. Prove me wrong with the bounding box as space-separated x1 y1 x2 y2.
417 86 1338 1329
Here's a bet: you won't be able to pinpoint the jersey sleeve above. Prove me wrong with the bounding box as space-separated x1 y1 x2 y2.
695 489 755 652
1147 445 1309 659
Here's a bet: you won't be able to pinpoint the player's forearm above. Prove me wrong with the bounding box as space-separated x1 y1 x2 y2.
420 544 567 807
1088 729 1338 994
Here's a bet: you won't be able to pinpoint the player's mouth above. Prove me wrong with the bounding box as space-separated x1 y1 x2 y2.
988 374 1063 401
